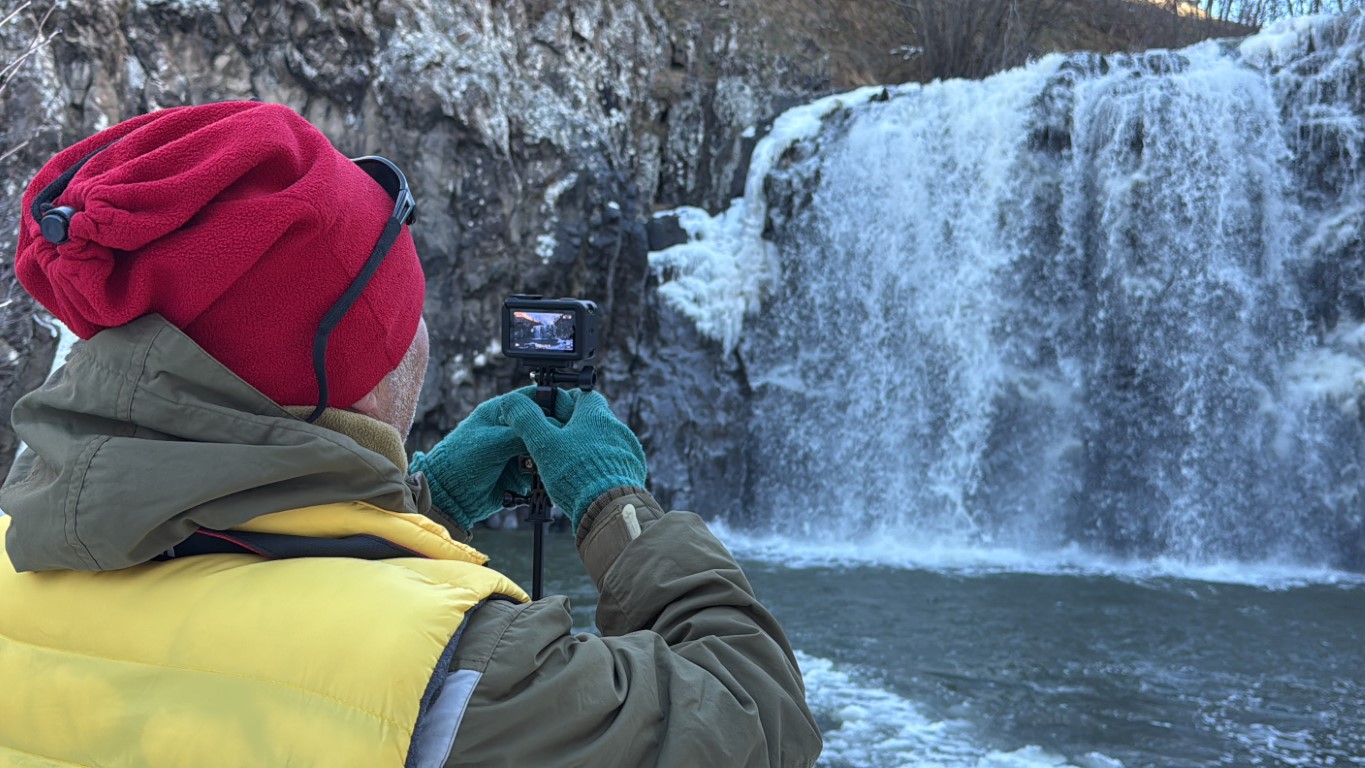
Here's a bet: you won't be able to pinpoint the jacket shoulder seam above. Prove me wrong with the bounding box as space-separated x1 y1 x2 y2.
126 322 169 425
65 435 111 570
457 598 536 673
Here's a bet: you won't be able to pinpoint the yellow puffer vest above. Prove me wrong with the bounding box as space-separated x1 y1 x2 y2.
0 502 528 767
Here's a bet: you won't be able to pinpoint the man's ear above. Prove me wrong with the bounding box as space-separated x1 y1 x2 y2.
350 389 382 417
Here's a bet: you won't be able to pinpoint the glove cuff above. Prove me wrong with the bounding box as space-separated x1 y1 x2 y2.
562 449 646 523
567 476 641 529
410 451 477 531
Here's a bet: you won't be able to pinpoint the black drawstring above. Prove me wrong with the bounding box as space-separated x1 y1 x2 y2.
305 156 416 423
304 216 405 423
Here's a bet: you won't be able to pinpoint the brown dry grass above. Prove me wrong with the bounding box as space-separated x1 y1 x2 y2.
656 0 1253 89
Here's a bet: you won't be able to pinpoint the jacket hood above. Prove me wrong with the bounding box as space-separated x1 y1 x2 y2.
1 314 424 572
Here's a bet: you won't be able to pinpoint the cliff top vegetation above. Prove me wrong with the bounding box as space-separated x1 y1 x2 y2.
657 0 1352 86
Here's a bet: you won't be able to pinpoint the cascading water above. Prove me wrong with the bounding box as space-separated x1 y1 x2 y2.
651 14 1365 570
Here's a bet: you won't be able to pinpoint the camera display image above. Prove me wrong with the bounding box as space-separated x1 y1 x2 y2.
510 311 576 353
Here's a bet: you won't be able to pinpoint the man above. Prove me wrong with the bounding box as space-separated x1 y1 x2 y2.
0 102 821 767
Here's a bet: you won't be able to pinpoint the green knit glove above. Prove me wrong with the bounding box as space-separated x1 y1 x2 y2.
411 387 575 530
500 390 647 530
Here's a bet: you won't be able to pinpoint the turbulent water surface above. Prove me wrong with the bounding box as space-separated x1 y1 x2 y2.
477 529 1365 768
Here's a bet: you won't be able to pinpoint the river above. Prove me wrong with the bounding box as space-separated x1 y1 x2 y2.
475 528 1365 768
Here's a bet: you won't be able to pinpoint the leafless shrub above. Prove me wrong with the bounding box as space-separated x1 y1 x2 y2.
1203 0 1365 25
1 1 57 100
897 0 1066 80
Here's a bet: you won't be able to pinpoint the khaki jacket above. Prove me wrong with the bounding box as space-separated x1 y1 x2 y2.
0 315 821 767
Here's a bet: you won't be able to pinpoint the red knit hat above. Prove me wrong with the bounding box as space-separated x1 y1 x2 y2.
15 101 426 410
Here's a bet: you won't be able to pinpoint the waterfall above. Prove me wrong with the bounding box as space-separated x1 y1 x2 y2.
650 14 1365 569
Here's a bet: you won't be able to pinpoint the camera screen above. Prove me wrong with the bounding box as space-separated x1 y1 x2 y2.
509 310 576 353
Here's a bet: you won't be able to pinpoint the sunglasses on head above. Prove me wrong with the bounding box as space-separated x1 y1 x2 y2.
354 156 417 228
305 155 419 423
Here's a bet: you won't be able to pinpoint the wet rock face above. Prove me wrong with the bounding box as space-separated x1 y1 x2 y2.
0 0 908 503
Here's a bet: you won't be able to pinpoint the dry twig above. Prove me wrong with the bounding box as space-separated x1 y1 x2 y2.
0 1 59 100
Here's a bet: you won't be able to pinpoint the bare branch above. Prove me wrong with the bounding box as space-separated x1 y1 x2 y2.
0 139 30 164
0 2 33 30
0 1 58 100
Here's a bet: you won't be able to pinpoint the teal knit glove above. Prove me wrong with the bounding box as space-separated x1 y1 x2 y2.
411 387 575 530
500 390 647 530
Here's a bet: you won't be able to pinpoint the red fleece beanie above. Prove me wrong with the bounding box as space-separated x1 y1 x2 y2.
15 101 425 409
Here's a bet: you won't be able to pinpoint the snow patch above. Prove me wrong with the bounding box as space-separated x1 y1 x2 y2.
125 55 147 92
535 172 579 263
648 86 889 353
448 354 468 386
472 339 501 368
135 0 220 13
536 234 558 264
1238 14 1339 68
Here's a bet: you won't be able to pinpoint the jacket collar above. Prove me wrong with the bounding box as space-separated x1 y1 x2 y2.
282 406 410 474
2 314 431 572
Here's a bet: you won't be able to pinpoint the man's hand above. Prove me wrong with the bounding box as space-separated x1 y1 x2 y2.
411 387 574 530
500 391 647 531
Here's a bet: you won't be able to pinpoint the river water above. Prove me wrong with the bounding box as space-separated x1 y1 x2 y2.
475 528 1365 768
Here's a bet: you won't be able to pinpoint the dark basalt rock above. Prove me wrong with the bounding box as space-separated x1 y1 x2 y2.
0 0 912 503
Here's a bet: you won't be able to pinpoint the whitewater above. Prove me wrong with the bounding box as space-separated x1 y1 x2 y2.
650 13 1365 576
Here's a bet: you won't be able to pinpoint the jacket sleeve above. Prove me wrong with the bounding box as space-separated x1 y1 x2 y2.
443 488 822 768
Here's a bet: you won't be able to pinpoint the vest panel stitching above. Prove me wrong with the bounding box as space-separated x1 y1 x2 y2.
0 743 93 768
343 501 486 562
193 529 272 557
0 628 413 735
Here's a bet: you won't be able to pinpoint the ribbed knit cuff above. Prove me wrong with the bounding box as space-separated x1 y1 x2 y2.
567 471 644 528
409 451 474 531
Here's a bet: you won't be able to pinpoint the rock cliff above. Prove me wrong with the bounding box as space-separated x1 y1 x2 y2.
0 0 923 508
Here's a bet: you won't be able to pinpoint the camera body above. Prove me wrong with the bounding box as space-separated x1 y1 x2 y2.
501 295 600 366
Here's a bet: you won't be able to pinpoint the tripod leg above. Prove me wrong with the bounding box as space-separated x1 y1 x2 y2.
532 518 545 600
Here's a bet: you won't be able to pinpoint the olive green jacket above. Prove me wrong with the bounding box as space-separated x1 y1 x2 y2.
1 315 821 768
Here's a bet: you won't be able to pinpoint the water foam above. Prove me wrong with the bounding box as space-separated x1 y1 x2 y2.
796 651 1125 768
715 522 1365 591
